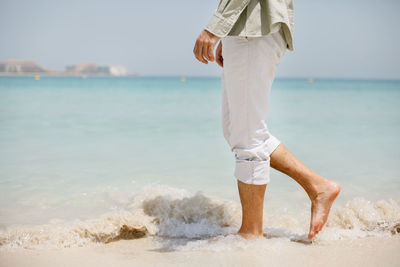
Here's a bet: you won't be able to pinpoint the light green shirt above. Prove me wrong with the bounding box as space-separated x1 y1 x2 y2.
205 0 294 51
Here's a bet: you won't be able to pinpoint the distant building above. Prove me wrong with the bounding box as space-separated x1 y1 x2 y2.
0 60 47 73
108 65 128 76
65 62 128 76
0 60 130 76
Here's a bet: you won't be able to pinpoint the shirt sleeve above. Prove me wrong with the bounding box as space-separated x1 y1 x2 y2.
205 0 251 38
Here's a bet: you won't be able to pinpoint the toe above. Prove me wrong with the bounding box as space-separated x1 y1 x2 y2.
308 222 315 240
317 221 325 232
314 221 321 231
308 222 320 240
308 231 314 240
312 221 322 235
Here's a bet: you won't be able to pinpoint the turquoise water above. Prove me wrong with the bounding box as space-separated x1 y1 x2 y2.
0 76 399 248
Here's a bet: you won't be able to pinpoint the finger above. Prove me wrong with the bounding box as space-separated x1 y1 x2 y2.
193 41 198 58
216 50 223 67
200 38 210 61
216 56 223 67
197 40 208 63
208 41 215 61
216 43 223 67
195 40 207 64
201 43 209 64
193 40 200 61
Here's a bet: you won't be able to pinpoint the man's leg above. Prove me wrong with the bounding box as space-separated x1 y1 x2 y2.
221 49 269 239
270 144 341 240
221 31 286 239
237 180 266 238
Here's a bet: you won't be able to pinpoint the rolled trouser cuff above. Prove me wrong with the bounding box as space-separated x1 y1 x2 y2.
235 159 271 185
234 136 281 185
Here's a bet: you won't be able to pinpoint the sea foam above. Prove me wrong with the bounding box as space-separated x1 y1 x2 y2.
0 184 399 250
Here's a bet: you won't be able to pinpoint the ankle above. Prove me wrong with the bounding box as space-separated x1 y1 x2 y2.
237 231 264 239
305 176 329 201
238 225 263 235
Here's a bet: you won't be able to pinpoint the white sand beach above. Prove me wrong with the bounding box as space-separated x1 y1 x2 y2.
1 236 399 267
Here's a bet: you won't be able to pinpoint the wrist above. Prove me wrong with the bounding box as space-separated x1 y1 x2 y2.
204 29 220 41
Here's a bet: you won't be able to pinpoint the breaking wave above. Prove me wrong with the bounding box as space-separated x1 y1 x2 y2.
0 184 399 249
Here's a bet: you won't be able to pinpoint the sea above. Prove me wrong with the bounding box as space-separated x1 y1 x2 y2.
0 76 399 250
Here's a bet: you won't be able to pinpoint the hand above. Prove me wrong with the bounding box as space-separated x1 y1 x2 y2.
193 29 220 64
215 41 223 67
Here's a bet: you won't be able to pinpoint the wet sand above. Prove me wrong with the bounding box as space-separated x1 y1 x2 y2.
1 236 399 267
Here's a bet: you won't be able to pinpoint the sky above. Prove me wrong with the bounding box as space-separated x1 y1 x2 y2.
0 0 399 79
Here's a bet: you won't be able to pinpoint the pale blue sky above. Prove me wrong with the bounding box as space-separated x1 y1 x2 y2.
0 0 399 79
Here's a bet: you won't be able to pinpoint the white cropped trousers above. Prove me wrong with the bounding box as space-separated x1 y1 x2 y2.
221 29 287 185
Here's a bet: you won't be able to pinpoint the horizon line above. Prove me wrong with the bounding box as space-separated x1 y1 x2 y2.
0 73 399 82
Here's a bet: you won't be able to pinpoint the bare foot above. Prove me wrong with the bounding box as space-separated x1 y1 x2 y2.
237 230 264 240
308 179 341 240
